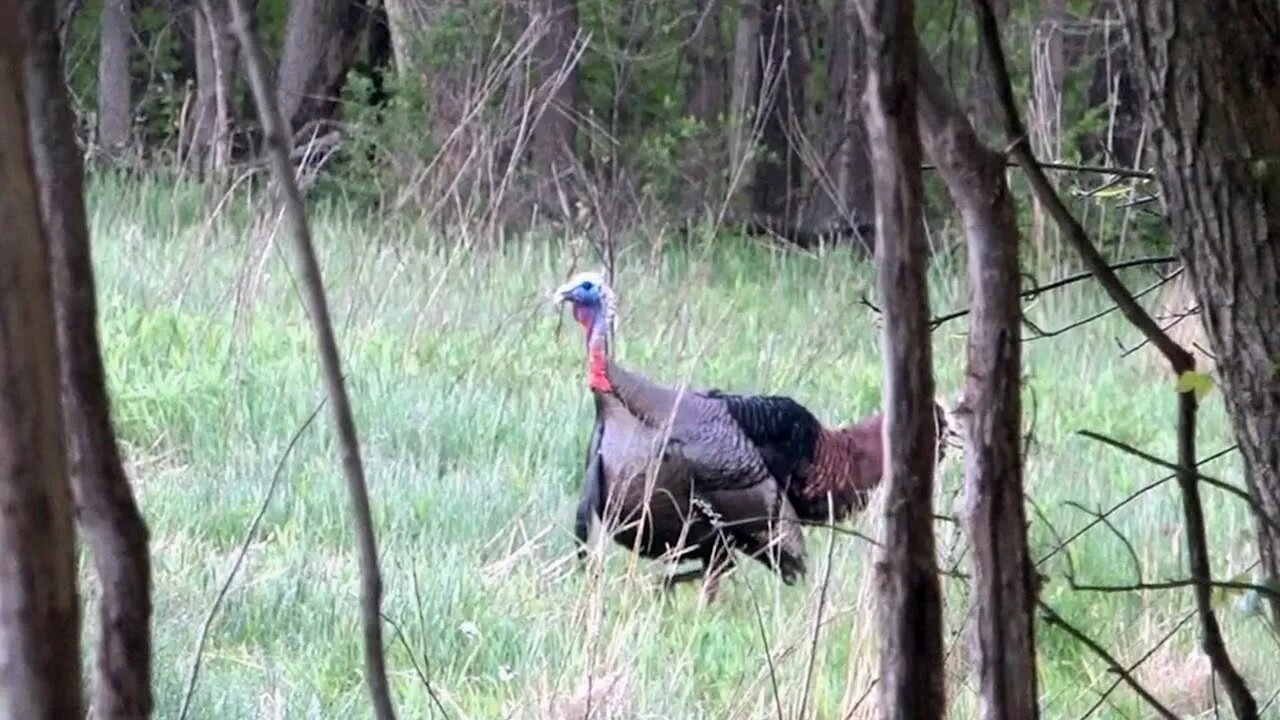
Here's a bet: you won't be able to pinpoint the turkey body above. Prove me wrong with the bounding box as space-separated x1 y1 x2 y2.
555 270 951 600
579 363 808 593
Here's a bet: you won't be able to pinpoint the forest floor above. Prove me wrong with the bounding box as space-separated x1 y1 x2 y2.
85 175 1279 719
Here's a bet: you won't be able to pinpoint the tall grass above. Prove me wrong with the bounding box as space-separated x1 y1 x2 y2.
82 174 1277 719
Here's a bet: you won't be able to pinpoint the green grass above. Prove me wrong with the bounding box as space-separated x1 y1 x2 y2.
80 175 1277 719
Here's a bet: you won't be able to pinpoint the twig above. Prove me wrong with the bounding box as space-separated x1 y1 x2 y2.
1077 430 1280 537
1076 609 1196 720
381 612 451 719
924 254 1176 329
228 3 399 719
799 512 839 717
177 399 325 720
1020 271 1177 341
1071 578 1280 604
1038 601 1179 720
1063 501 1143 583
744 568 786 720
1034 445 1238 568
922 160 1155 180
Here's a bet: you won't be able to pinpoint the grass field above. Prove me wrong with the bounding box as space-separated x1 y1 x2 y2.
81 175 1278 719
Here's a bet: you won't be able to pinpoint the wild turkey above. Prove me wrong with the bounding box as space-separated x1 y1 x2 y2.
553 271 955 600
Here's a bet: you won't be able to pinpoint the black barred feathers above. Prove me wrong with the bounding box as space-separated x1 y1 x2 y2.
704 389 821 494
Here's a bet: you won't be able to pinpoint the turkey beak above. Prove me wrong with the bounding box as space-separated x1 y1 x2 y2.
550 281 577 305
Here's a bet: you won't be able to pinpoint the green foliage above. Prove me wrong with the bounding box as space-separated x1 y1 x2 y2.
85 177 1277 719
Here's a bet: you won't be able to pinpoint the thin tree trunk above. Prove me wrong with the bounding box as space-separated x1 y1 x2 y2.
679 0 727 214
18 0 155 717
1121 0 1280 632
275 0 371 132
751 0 808 223
0 1 85 715
727 0 760 191
98 0 133 152
189 0 238 177
525 0 582 215
801 0 873 244
854 0 945 717
916 48 1039 720
229 3 398 719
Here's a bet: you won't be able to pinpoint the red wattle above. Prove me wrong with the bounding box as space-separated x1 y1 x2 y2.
588 344 612 392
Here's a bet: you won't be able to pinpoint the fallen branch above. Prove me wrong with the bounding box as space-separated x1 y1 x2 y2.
228 2 399 718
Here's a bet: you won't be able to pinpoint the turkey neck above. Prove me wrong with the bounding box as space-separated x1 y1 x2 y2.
575 303 613 393
573 302 688 425
807 417 884 499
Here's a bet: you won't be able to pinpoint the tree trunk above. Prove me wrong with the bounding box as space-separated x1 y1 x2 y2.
98 0 133 153
727 0 761 197
189 0 238 177
276 0 371 133
525 0 582 216
800 0 873 246
678 0 727 215
18 0 155 717
854 0 945 717
967 0 1008 144
751 0 808 223
0 1 85 714
916 48 1040 720
1120 0 1280 629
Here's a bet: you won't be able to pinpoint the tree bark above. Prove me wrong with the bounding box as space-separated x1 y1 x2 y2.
854 0 945 717
0 2 85 715
97 0 133 152
525 0 582 214
1120 0 1280 628
275 0 371 133
18 0 155 717
916 48 1040 720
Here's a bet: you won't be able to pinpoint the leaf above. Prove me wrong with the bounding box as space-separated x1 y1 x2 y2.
1088 184 1137 199
1175 370 1214 400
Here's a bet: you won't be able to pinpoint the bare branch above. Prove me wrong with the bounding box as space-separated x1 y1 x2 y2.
968 0 1193 374
1077 430 1280 537
922 160 1155 179
1070 578 1280 605
227 2 398 719
1038 602 1179 720
1034 445 1238 568
929 255 1176 330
